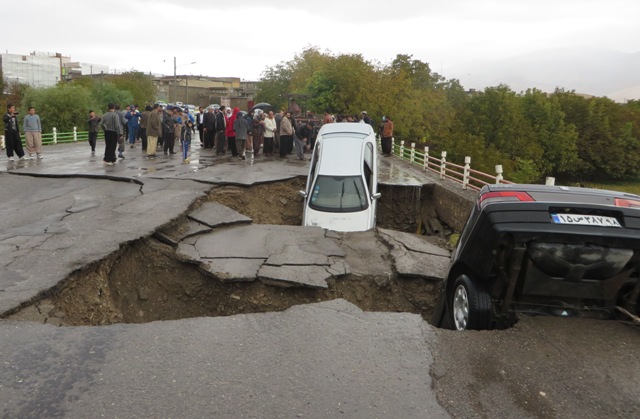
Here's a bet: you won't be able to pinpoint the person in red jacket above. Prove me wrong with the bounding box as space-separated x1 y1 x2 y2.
225 107 239 157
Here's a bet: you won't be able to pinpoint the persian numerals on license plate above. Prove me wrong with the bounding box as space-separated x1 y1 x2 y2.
551 213 622 227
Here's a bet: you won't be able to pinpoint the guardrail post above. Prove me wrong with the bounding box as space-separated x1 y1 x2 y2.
423 146 429 171
53 127 57 144
495 165 504 184
440 151 447 179
400 141 405 159
391 137 395 155
410 142 415 164
73 126 78 142
463 156 471 189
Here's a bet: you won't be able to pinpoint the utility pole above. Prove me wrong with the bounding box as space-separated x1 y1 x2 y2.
172 58 195 105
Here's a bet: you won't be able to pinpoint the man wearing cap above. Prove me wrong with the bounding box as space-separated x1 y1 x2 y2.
360 111 373 126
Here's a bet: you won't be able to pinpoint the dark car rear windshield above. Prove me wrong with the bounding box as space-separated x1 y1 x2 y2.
309 175 369 212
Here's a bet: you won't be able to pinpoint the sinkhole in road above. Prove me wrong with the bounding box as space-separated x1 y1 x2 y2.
10 177 450 327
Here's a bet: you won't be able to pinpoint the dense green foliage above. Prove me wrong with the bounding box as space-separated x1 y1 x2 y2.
2 71 154 132
256 47 640 183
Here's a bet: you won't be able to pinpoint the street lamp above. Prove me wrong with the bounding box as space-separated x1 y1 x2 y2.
173 57 196 104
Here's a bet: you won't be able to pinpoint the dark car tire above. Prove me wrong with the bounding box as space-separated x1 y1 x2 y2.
451 275 493 330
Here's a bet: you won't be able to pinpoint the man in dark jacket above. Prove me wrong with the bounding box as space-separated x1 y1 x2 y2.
197 107 205 148
215 106 226 155
3 104 25 161
162 108 176 155
203 107 216 149
87 110 102 155
101 103 123 165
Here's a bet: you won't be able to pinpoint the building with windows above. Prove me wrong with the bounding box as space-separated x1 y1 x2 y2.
153 76 258 109
1 52 109 90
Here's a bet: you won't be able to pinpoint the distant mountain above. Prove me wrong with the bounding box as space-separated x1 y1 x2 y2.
447 48 640 102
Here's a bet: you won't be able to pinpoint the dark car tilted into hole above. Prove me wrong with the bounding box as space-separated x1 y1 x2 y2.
432 184 640 330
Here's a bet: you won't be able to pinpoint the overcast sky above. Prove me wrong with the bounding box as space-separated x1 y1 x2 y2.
2 1 639 96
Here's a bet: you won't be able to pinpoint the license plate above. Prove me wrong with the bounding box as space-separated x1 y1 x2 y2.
551 213 621 227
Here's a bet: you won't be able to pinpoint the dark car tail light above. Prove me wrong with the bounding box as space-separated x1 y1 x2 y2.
478 191 535 209
615 197 640 208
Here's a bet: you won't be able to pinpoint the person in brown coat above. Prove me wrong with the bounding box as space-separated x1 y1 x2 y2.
139 105 152 151
381 116 394 156
146 104 163 159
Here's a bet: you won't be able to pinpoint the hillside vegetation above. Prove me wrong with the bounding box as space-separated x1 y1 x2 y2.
256 48 640 184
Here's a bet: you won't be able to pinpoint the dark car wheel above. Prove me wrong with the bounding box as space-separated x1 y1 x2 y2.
451 275 493 330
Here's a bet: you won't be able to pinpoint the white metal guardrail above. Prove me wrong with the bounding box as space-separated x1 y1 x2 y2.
389 138 515 191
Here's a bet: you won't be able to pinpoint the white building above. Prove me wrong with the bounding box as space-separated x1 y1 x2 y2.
1 52 109 89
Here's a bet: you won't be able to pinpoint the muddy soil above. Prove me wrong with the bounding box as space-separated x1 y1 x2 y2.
17 237 439 327
210 178 307 226
10 178 447 327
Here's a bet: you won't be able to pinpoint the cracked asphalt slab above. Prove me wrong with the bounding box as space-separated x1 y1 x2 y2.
0 173 210 315
1 141 639 418
0 300 447 419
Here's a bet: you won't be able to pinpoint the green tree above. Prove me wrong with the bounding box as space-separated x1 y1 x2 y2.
256 62 293 110
107 71 155 107
390 54 444 90
90 82 133 112
556 91 640 181
462 85 541 181
1 81 30 116
522 89 579 178
22 84 94 132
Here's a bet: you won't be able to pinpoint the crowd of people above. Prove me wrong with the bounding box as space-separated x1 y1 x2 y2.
4 102 395 165
198 106 315 161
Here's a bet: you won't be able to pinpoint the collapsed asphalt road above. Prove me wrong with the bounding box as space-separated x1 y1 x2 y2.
1 142 639 418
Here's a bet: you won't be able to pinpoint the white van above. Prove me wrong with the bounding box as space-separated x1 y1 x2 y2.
299 123 381 232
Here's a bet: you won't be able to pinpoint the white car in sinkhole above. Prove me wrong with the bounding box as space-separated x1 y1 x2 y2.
299 122 381 232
